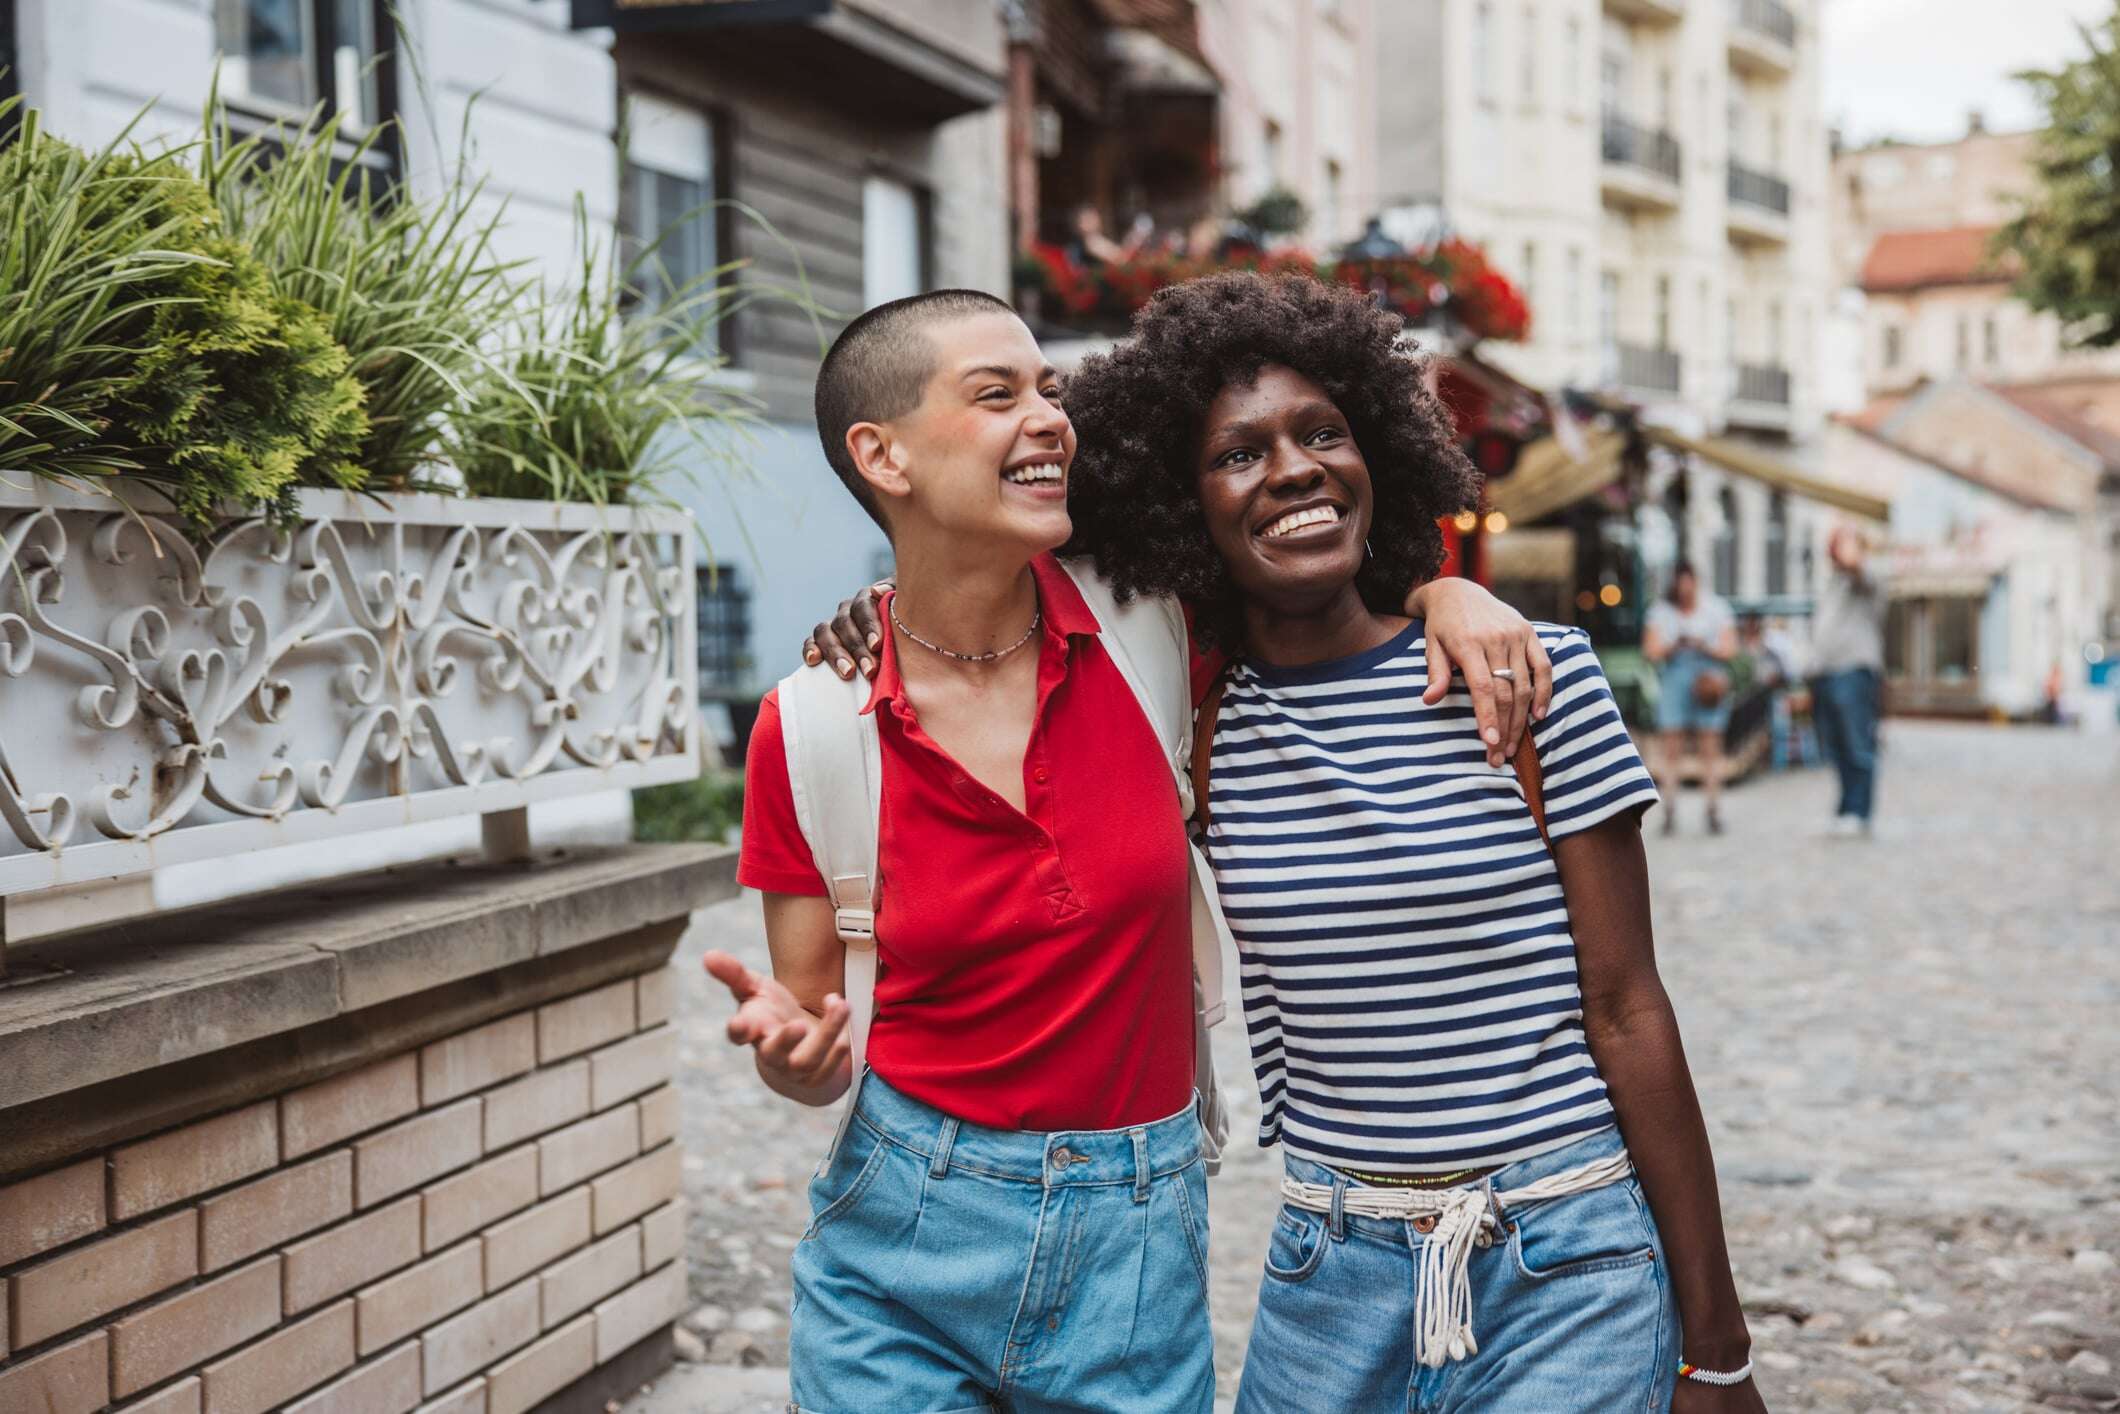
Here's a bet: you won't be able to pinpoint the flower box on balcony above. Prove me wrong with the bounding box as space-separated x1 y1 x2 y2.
1 479 699 897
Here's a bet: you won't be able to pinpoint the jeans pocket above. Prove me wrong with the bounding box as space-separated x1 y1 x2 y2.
1508 1179 1656 1280
1171 1159 1212 1293
1260 1205 1329 1284
801 1120 892 1243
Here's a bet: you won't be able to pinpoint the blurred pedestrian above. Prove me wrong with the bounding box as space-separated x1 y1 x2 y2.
1809 527 1886 836
1644 563 1737 835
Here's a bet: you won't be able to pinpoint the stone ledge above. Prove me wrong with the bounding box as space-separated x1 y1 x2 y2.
0 846 736 1115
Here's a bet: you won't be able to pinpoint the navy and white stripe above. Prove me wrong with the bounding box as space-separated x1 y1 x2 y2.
1203 621 1660 1174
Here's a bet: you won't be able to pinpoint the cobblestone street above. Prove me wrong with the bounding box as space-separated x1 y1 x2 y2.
651 721 2120 1413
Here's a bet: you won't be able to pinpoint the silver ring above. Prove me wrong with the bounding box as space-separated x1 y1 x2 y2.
1491 668 1516 682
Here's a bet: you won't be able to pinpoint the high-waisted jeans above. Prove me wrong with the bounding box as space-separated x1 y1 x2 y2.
788 1071 1216 1414
1234 1125 1680 1413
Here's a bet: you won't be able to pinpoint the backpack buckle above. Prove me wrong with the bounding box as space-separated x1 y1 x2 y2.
834 908 877 948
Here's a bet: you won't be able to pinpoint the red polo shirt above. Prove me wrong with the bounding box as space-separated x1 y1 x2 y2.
737 554 1196 1132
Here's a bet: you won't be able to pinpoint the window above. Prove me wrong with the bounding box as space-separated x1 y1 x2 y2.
1324 159 1345 240
1884 322 1903 369
1654 274 1672 349
1983 313 2000 364
1767 114 1783 169
1568 246 1584 338
215 1 383 132
1564 17 1582 107
1712 485 1740 598
1767 299 1783 363
1521 240 1539 311
1765 492 1789 596
1521 5 1539 103
1727 296 1739 364
863 174 928 309
1600 44 1625 117
1657 66 1674 129
1956 315 1971 368
1727 94 1745 162
1264 119 1285 183
623 93 724 355
695 565 753 692
1475 3 1496 104
1599 270 1620 353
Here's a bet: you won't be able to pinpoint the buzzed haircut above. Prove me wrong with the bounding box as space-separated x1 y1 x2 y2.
813 288 1016 530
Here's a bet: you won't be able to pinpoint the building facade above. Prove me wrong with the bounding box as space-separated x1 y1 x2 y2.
1831 125 2120 399
1374 0 1840 613
1198 0 1379 249
1824 122 2120 713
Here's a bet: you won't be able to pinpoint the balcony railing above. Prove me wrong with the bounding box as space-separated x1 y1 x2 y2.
1731 0 1797 47
1601 113 1683 185
1727 160 1791 215
1613 342 1683 394
1735 362 1792 405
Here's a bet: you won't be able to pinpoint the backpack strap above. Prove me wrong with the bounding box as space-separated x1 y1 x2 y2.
1189 666 1232 834
1513 733 1552 852
776 662 882 1160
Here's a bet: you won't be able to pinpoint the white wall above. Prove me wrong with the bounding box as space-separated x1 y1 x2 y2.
16 0 618 290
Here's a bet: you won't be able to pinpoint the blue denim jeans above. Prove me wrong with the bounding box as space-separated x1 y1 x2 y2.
788 1072 1215 1414
1233 1126 1679 1414
1813 666 1881 820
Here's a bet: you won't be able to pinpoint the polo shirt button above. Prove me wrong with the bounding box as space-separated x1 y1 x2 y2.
1033 768 1048 784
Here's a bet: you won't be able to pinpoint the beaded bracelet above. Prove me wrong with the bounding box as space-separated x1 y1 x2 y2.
1677 1359 1754 1387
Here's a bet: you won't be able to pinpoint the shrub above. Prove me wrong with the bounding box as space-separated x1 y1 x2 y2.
450 201 754 507
633 770 745 845
0 102 366 525
106 152 368 525
205 109 523 492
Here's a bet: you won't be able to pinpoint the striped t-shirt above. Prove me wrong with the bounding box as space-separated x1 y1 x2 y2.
1202 621 1661 1174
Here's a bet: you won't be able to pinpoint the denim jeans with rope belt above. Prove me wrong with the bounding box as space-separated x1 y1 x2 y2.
1234 1124 1679 1414
788 1070 1215 1414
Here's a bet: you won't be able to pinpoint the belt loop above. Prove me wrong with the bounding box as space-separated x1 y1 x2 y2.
1327 1176 1348 1242
929 1116 959 1180
1480 1172 1504 1226
1131 1128 1151 1203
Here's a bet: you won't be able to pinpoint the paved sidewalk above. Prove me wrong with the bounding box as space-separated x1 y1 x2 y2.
642 721 2120 1413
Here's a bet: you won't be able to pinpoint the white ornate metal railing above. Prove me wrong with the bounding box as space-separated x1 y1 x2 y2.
0 479 699 898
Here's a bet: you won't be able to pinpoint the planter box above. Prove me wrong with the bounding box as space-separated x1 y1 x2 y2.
1 480 699 896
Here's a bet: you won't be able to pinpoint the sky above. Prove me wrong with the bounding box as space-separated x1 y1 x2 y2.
1822 0 2112 146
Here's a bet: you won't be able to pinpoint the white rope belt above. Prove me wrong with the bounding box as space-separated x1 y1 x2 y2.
1278 1150 1635 1369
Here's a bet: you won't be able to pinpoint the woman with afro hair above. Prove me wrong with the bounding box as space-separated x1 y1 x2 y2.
1061 271 1764 1413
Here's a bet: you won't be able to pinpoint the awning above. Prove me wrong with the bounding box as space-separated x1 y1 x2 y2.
1644 427 1891 522
1484 528 1576 582
1484 430 1628 525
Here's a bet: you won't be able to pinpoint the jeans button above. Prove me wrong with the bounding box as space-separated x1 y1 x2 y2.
1051 1146 1075 1169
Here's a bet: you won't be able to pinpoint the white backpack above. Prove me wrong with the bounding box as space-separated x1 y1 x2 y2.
776 557 1236 1169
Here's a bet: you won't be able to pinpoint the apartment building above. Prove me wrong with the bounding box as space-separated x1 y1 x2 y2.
1832 125 2120 398
1199 0 1380 248
1375 0 1837 609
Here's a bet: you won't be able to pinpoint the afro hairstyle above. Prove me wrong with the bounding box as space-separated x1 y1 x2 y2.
1060 271 1480 649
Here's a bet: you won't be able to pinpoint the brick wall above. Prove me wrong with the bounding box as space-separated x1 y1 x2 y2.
0 967 685 1414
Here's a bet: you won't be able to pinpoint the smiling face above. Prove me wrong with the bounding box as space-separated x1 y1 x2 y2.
860 311 1075 554
1193 364 1371 615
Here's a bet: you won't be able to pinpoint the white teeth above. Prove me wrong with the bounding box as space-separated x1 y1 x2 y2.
1003 462 1064 484
1262 506 1342 539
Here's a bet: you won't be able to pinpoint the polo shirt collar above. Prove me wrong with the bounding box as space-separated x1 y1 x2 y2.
862 553 1099 716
